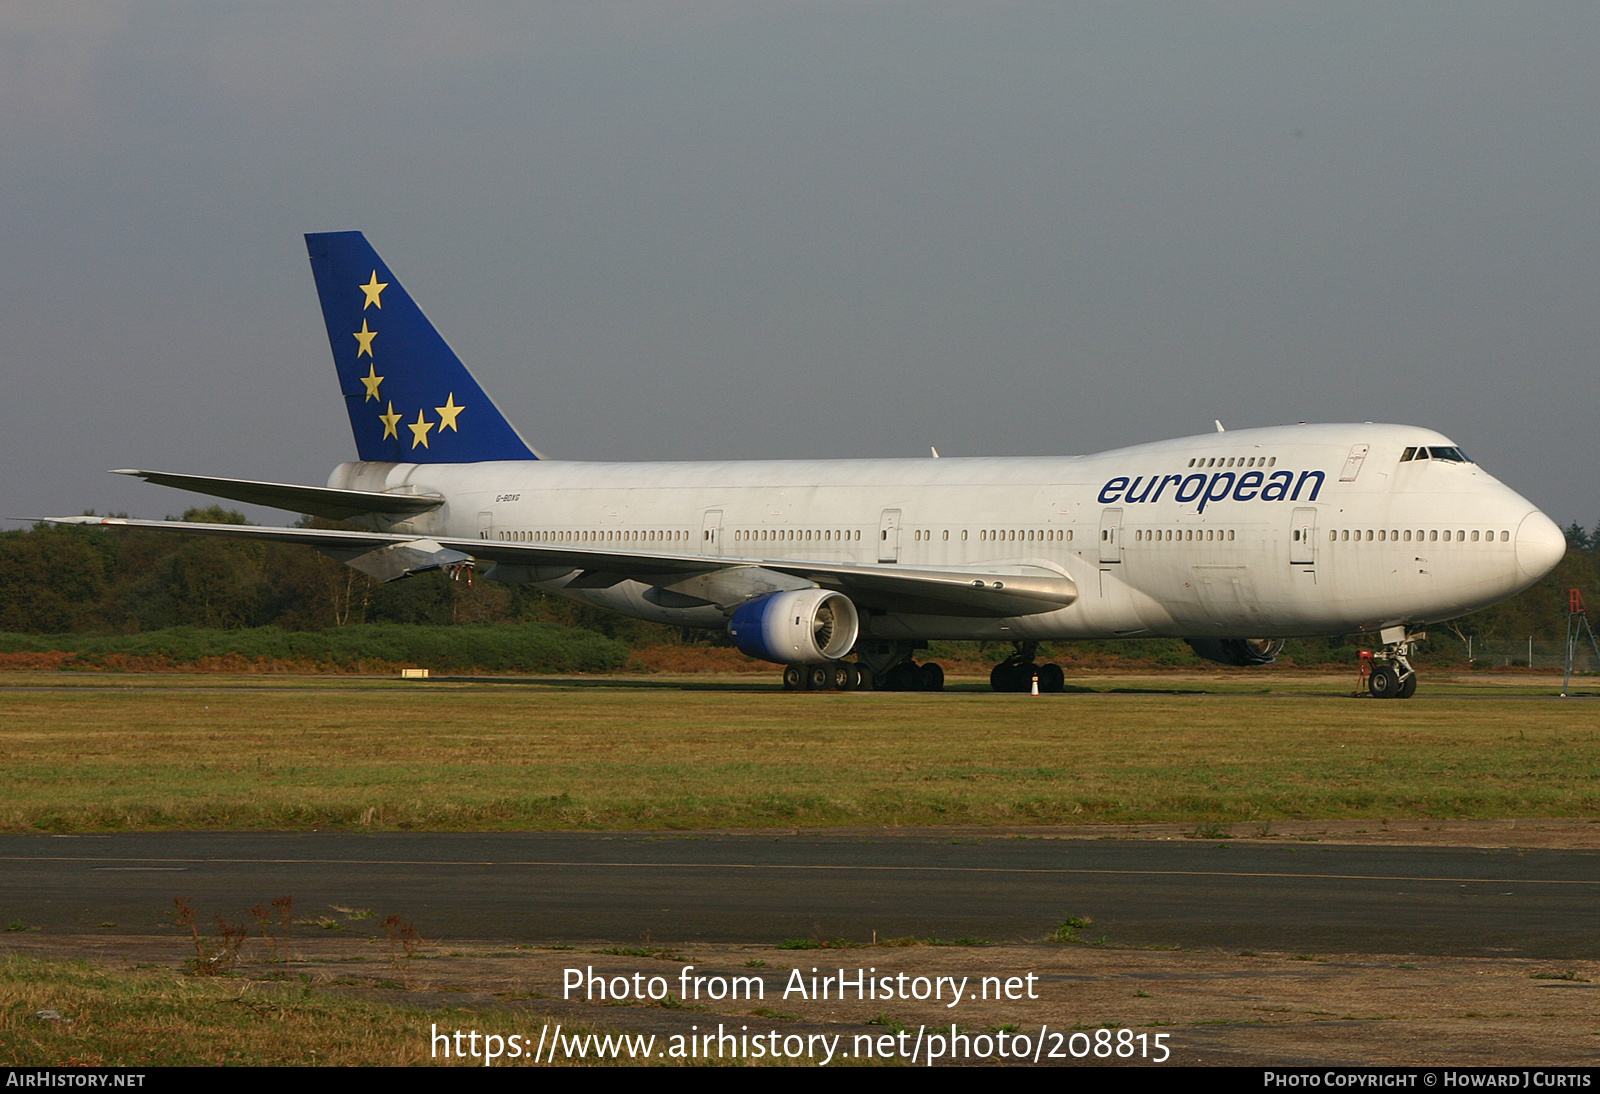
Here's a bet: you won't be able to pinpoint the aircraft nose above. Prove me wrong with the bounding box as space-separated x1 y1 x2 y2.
1515 509 1566 581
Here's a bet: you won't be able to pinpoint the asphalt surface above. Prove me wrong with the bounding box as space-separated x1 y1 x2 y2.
5 832 1597 958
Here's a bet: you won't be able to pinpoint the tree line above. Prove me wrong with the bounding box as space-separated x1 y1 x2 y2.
0 507 668 643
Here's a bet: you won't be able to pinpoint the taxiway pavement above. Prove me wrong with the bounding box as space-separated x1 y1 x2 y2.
4 832 1596 957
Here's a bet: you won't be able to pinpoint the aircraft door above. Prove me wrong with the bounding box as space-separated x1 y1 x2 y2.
878 509 901 563
478 510 494 540
1098 508 1124 564
1339 443 1370 482
1290 507 1317 566
700 509 723 555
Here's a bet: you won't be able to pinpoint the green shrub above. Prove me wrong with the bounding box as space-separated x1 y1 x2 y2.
0 623 628 674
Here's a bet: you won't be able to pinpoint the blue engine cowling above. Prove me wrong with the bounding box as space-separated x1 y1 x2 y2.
1184 638 1284 667
727 590 860 665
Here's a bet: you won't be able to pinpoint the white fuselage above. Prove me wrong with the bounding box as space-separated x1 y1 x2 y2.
327 422 1564 642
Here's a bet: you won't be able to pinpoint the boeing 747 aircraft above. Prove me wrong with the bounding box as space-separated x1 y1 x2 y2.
50 233 1566 696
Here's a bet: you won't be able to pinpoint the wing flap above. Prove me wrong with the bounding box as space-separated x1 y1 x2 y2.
776 563 1077 617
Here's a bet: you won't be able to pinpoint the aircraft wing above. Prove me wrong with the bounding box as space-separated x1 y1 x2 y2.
109 470 445 522
44 516 1077 618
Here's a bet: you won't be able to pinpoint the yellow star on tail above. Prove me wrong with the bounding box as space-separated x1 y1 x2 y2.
408 410 434 449
435 393 464 432
353 319 377 358
360 364 383 401
378 402 401 440
359 271 388 309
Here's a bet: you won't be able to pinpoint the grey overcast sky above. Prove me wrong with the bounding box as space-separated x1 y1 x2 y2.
2 2 1596 527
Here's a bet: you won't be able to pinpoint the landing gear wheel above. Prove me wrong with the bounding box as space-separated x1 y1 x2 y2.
990 661 1035 692
782 664 804 691
1368 664 1400 699
850 663 872 691
807 663 832 691
1397 671 1417 699
886 662 922 691
828 661 855 691
919 662 945 692
1037 663 1065 693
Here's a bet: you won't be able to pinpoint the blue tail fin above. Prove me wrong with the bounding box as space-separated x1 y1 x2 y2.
305 232 538 463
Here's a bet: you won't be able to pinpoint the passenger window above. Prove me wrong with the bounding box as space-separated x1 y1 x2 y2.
1430 530 1438 541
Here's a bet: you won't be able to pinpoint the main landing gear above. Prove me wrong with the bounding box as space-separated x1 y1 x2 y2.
989 641 1065 693
1367 628 1421 700
782 661 870 691
779 641 945 691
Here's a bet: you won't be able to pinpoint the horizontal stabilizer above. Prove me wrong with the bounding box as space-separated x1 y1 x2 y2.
111 470 444 522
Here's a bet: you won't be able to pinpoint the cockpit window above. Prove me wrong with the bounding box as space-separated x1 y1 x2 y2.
1400 447 1418 462
1427 446 1469 463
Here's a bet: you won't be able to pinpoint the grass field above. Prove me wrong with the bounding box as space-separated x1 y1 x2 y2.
1 672 1595 831
0 955 636 1067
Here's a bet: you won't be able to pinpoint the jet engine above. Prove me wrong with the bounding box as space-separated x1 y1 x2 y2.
727 589 860 665
1184 637 1284 667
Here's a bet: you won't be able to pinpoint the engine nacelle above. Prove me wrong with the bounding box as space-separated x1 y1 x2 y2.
1184 638 1285 667
727 589 860 665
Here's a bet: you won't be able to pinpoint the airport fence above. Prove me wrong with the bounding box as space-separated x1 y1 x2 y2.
1458 636 1598 674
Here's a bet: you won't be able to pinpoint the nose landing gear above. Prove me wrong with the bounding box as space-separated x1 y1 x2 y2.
1367 628 1421 699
